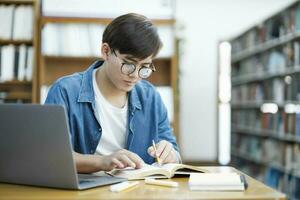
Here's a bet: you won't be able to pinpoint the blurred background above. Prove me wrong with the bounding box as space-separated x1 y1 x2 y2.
0 0 299 198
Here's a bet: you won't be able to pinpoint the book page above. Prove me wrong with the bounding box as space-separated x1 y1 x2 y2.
107 164 171 180
151 163 208 176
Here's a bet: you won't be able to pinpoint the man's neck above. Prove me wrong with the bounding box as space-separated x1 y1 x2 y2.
95 65 128 108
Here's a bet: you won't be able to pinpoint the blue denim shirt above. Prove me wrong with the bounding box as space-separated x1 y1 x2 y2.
45 60 179 164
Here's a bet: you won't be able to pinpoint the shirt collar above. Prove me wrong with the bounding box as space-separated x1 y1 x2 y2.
77 60 142 110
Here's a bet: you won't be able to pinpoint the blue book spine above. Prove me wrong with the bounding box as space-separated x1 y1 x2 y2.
296 113 300 138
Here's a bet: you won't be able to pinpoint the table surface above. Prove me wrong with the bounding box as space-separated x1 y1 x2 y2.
0 166 286 200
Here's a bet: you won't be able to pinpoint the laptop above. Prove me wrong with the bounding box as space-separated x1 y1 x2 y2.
0 104 126 190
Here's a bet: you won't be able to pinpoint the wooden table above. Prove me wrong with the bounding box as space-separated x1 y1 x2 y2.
0 166 286 200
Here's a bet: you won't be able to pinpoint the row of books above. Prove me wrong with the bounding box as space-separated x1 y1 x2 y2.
265 167 300 199
232 110 300 136
232 134 300 174
231 158 300 199
231 2 300 54
42 24 104 57
232 41 300 78
42 23 174 58
0 5 33 40
42 0 174 19
0 44 34 82
231 75 300 103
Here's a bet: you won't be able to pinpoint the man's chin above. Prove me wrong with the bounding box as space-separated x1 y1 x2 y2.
119 85 134 92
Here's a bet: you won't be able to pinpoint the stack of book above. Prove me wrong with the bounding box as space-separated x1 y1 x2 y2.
188 173 247 191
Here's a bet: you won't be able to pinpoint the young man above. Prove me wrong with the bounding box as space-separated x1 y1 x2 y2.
45 13 180 173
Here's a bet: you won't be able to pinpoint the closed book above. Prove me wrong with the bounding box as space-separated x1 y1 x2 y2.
188 173 246 191
296 113 300 138
1 45 15 82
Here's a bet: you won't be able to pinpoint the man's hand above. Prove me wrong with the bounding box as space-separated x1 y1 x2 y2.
100 149 144 171
73 149 144 173
147 140 179 164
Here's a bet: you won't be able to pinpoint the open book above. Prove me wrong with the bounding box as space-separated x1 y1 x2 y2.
106 163 209 180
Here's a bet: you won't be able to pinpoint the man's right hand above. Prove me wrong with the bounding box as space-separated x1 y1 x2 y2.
99 149 144 171
73 149 144 173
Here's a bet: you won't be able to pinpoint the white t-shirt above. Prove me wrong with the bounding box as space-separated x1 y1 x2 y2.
92 69 128 155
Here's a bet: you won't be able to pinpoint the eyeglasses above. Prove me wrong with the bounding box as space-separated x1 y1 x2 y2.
112 50 156 79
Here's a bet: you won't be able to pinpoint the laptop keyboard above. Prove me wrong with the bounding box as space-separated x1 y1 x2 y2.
78 174 102 182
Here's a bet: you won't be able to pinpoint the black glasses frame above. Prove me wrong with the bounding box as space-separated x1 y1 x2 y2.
112 49 156 79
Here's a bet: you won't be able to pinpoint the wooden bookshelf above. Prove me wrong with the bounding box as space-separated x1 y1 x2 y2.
0 39 33 45
38 15 180 138
231 150 300 179
229 1 300 198
0 0 39 103
41 16 175 26
232 125 300 144
232 65 300 86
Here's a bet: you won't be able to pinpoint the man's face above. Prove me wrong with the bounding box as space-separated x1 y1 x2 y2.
106 50 154 92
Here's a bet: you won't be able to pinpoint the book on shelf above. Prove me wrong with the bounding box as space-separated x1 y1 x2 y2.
0 44 15 82
0 44 34 82
188 172 247 191
42 23 174 58
42 0 175 19
106 163 208 180
156 86 173 122
40 85 51 104
13 5 34 40
0 5 14 40
296 113 300 138
0 5 33 40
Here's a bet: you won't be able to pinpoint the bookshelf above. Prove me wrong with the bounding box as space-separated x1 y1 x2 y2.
0 0 39 103
229 1 300 198
38 15 180 138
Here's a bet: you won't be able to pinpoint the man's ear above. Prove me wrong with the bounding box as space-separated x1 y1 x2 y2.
101 43 110 60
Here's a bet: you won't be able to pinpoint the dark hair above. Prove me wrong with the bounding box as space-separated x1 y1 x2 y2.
102 13 162 59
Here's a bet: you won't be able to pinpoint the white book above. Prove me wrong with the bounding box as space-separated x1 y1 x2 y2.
40 85 51 104
156 86 174 122
118 0 174 19
42 24 59 56
88 24 104 57
17 44 27 81
77 25 90 56
1 45 15 82
42 0 174 19
188 173 246 191
12 6 33 40
157 25 174 58
0 5 15 40
12 6 24 40
23 6 34 40
0 6 4 39
25 46 34 81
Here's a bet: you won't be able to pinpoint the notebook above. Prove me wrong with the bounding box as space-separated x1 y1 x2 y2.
107 163 209 180
188 172 247 191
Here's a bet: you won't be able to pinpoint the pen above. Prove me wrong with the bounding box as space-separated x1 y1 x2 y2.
110 181 139 192
145 178 178 188
152 140 162 166
240 174 248 189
